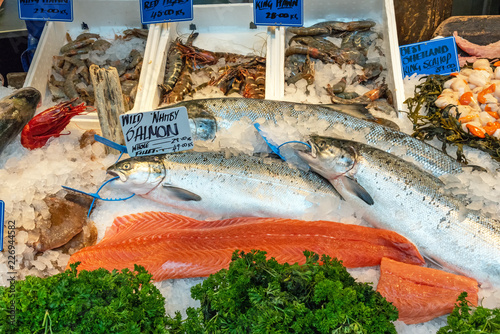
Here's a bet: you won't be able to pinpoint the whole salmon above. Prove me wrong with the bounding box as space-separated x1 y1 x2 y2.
296 135 500 285
167 98 463 177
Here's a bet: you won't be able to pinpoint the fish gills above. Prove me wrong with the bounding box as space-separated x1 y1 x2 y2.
377 257 478 324
68 212 424 281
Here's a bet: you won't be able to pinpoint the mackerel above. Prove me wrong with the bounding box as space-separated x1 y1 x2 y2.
106 152 341 219
297 135 500 285
164 98 463 176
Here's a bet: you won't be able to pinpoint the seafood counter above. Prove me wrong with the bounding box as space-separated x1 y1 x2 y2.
1 8 500 334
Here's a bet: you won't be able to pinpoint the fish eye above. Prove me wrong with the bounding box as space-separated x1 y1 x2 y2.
122 162 131 170
318 141 326 148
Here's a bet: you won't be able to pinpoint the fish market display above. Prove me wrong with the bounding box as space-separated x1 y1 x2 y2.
68 211 424 281
106 152 341 219
160 33 266 105
165 97 463 176
49 29 147 109
0 87 41 154
21 99 94 150
377 257 478 324
296 135 500 285
284 20 389 105
406 59 500 163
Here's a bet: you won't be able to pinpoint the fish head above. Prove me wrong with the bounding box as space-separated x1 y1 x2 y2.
296 135 357 180
106 155 166 195
184 102 217 141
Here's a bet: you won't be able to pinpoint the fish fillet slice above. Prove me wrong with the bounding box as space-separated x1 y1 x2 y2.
376 257 478 324
68 212 424 281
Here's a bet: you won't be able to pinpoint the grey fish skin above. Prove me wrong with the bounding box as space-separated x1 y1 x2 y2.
297 135 500 285
106 152 340 219
0 87 41 154
161 98 463 177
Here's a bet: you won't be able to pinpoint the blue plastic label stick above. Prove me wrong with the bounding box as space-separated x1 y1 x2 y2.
0 201 4 252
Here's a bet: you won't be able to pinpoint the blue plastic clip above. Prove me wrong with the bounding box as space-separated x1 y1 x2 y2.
93 134 128 163
62 176 135 218
254 123 311 161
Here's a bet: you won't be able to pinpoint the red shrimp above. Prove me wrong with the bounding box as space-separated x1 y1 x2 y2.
21 98 94 150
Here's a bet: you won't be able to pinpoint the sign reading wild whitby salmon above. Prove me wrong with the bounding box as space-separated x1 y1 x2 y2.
18 0 73 22
120 107 194 157
253 0 303 27
399 36 460 77
140 0 193 25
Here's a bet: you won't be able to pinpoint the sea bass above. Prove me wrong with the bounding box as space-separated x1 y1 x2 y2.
165 98 463 176
296 135 500 285
0 87 41 154
106 152 341 219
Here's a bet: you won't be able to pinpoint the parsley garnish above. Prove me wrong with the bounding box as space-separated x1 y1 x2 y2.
0 263 168 334
166 250 398 333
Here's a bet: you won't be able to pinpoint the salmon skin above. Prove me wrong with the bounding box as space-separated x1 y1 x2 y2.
376 257 478 324
68 212 424 281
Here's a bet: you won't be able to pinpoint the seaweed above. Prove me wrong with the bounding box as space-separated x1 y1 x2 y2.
404 74 500 164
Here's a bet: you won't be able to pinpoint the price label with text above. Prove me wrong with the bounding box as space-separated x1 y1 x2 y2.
400 37 460 77
18 0 73 22
253 0 303 27
120 107 194 157
140 0 193 25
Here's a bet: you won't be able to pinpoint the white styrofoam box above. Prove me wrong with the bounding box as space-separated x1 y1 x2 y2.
144 4 270 112
23 0 159 130
280 0 405 110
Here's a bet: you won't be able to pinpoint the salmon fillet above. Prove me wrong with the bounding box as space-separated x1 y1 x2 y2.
376 257 478 324
68 212 424 281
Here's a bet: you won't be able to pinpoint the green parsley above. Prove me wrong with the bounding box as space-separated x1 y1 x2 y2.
166 250 398 333
0 263 168 334
437 292 500 333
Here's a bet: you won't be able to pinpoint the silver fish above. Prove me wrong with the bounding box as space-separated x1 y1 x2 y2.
0 87 41 154
106 152 340 219
162 98 463 177
297 135 500 285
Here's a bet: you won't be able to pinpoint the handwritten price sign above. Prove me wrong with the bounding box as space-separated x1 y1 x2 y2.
253 0 303 27
400 37 460 77
140 0 193 25
18 0 73 22
120 107 194 157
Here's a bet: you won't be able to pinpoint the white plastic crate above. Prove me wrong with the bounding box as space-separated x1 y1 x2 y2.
23 0 160 129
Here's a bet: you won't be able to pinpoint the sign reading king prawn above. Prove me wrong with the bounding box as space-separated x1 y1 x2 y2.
399 36 460 77
18 0 73 22
253 0 303 27
120 107 194 157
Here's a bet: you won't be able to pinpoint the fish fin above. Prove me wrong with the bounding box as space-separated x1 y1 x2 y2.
162 184 202 201
461 164 488 173
423 255 444 269
343 176 374 205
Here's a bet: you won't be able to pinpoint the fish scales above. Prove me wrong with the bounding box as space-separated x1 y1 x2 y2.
298 136 500 285
68 212 424 281
170 98 463 177
107 152 341 219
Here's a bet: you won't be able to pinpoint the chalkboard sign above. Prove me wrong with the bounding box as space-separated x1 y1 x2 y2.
253 0 303 27
120 107 194 157
400 36 460 77
140 0 193 25
18 0 73 22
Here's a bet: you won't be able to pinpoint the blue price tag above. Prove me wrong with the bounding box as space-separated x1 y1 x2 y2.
0 201 4 252
18 0 73 22
140 0 193 25
400 37 460 77
253 0 303 27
